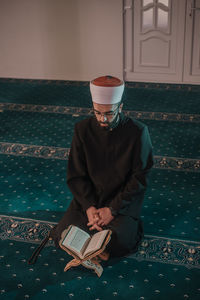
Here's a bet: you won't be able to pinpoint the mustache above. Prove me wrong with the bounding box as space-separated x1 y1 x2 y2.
99 121 109 125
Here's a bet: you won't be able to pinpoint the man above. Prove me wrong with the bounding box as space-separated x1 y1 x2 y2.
51 75 153 257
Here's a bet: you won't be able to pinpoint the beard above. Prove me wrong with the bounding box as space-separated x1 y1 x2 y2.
98 113 120 131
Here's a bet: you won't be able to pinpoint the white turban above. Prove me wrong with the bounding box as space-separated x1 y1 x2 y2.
90 75 124 105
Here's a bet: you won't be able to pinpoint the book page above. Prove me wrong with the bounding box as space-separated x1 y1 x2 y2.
83 230 109 257
61 226 90 255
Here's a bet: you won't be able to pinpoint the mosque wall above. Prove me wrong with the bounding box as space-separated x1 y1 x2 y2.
0 0 123 81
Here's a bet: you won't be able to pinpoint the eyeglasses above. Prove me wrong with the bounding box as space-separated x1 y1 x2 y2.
93 104 120 119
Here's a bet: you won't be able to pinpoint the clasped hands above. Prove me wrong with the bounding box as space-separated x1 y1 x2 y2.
86 206 114 231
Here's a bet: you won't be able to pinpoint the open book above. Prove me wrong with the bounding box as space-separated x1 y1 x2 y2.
60 225 111 260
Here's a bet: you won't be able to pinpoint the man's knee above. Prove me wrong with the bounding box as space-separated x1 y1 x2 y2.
105 216 142 257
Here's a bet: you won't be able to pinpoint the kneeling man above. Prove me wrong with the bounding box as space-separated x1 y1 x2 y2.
51 75 153 257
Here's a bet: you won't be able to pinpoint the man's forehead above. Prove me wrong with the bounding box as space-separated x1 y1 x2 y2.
93 102 118 112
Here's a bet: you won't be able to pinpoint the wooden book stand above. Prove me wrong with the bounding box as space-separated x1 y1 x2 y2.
59 228 112 277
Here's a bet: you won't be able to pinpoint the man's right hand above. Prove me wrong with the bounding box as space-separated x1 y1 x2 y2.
86 206 103 231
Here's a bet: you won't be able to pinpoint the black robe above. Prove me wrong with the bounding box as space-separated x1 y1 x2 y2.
51 114 153 257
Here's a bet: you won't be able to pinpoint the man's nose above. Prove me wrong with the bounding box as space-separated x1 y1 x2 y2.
100 114 107 122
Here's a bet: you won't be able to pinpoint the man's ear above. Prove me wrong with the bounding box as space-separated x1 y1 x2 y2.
119 103 123 113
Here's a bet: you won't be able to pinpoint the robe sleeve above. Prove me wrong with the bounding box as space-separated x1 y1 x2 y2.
109 125 153 213
67 124 97 212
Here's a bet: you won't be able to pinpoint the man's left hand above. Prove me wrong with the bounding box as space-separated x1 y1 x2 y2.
96 207 114 226
86 206 103 231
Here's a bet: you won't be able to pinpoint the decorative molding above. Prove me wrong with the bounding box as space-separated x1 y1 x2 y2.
0 142 70 160
0 142 199 172
128 235 200 270
126 109 200 123
0 215 199 269
0 215 55 245
153 156 200 172
0 103 199 123
0 103 94 117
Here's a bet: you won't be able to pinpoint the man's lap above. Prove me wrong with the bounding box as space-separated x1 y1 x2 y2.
50 202 144 256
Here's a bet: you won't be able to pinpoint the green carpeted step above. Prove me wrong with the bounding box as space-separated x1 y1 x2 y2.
0 155 199 241
0 238 199 300
1 110 199 158
0 80 200 114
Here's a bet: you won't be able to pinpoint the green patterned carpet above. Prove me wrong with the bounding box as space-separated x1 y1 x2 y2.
0 111 199 158
1 238 199 300
0 79 200 113
0 79 200 299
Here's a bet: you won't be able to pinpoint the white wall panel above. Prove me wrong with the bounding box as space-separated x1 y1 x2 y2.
0 0 123 81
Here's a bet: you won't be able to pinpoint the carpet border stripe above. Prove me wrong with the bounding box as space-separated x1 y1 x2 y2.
0 142 199 172
0 215 199 270
0 103 200 123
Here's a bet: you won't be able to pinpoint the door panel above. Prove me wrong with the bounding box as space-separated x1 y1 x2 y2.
134 0 176 73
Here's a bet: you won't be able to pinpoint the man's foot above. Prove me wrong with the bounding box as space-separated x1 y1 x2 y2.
98 251 110 261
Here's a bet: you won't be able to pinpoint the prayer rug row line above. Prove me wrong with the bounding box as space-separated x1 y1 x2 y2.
1 77 200 91
0 103 199 123
0 215 199 270
0 142 199 172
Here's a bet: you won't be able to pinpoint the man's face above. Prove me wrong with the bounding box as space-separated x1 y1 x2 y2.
93 102 123 128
